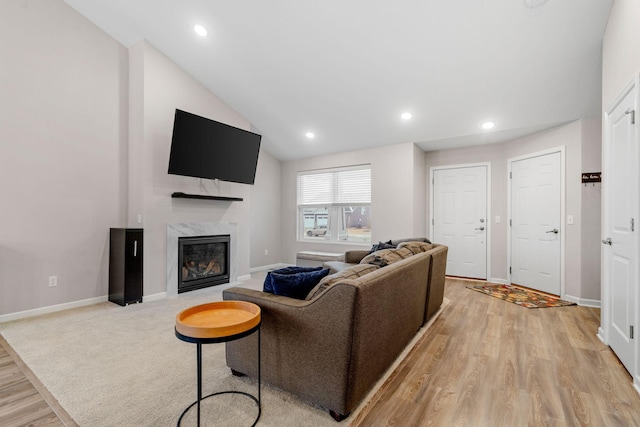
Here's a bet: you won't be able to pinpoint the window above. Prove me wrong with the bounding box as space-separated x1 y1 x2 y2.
297 165 371 243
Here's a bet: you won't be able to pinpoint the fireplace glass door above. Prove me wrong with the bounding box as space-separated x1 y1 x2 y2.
178 235 230 293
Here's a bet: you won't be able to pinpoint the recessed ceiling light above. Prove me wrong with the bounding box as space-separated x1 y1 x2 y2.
401 112 413 120
305 132 315 139
482 121 495 130
194 25 208 37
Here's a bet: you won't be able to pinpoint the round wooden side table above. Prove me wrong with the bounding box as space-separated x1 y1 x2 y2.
175 301 261 427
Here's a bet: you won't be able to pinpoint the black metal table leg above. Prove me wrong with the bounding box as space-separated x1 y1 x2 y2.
255 328 261 426
176 321 261 426
197 342 202 427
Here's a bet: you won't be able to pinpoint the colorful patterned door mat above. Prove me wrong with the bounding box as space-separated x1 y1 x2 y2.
467 284 577 308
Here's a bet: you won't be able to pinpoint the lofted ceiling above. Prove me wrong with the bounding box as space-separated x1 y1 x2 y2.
63 0 612 160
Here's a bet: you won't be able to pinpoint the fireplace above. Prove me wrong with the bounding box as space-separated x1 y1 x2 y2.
178 235 230 293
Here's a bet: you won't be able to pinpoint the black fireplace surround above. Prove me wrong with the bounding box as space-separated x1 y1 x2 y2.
178 234 230 293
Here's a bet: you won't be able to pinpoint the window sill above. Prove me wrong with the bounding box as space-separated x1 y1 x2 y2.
297 239 370 247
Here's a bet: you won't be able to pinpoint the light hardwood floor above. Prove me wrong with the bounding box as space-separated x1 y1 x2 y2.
0 335 76 427
352 278 640 426
1 278 639 426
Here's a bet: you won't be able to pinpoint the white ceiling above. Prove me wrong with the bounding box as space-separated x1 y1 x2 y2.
63 0 612 160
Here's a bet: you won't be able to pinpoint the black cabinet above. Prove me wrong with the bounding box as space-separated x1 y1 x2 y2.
109 228 143 306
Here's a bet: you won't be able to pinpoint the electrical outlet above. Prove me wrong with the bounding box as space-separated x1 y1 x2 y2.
495 216 501 223
264 249 269 256
48 276 58 287
567 215 574 225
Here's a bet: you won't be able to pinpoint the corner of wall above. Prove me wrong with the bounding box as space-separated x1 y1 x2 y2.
413 145 427 237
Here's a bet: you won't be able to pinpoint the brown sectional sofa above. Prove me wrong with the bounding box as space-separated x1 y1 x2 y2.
325 238 448 324
222 241 448 421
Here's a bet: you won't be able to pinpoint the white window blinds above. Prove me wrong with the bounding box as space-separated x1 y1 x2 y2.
298 166 371 206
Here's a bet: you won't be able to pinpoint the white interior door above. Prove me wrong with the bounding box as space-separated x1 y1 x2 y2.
603 84 637 376
510 152 561 295
433 165 487 279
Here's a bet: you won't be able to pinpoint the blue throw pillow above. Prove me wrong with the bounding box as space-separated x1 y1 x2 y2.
270 269 331 300
263 266 323 293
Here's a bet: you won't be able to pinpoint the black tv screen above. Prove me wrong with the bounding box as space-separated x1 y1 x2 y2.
168 109 261 185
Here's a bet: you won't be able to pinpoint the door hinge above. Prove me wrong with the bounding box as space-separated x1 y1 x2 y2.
631 325 635 339
509 219 512 226
432 218 434 226
626 108 636 124
509 171 512 179
509 267 512 274
632 218 635 232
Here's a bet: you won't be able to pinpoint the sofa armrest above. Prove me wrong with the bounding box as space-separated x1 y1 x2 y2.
425 244 448 322
345 250 370 263
223 286 311 308
223 283 358 414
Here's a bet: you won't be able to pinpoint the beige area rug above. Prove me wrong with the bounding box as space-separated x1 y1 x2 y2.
0 276 448 427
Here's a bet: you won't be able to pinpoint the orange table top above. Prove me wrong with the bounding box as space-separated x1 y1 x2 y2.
175 301 261 339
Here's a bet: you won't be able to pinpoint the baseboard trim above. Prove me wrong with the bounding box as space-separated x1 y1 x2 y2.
237 274 252 282
489 278 509 285
249 263 290 273
562 295 601 308
0 296 108 323
144 292 167 302
0 291 178 323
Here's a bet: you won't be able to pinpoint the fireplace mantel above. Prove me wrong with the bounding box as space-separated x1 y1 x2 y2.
171 192 243 202
166 223 238 296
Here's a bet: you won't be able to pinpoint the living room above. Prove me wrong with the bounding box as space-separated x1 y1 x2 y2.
2 0 640 425
0 0 611 321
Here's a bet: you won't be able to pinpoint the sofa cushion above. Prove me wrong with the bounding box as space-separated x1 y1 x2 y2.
397 241 434 254
263 266 323 293
390 237 431 245
323 261 356 274
270 268 331 299
305 264 380 300
359 247 414 267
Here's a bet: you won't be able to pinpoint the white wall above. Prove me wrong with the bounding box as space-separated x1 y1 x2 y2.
425 120 600 302
0 0 128 315
130 41 255 296
580 117 603 302
412 145 427 238
250 146 283 269
0 2 282 316
281 142 426 264
602 0 640 109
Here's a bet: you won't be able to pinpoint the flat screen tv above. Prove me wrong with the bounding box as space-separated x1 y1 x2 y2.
168 109 261 185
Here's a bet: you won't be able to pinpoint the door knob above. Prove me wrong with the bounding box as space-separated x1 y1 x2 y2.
602 237 612 245
546 229 559 234
475 226 485 231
